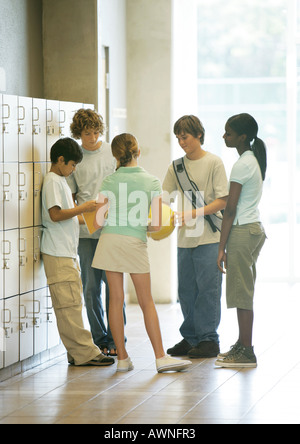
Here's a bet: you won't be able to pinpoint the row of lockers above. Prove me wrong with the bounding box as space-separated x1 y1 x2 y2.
0 289 60 369
0 94 94 371
0 94 92 163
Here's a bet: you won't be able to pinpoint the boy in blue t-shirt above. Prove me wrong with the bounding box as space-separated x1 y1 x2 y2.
41 137 114 367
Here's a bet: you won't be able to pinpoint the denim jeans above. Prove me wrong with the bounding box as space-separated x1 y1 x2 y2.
177 243 222 346
78 238 126 349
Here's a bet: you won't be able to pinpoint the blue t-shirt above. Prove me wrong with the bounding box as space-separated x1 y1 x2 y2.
230 150 263 225
99 166 162 242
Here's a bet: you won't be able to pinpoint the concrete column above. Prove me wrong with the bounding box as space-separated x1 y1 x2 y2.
126 0 176 303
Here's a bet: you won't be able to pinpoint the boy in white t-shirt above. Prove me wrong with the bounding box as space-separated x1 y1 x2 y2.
41 137 115 367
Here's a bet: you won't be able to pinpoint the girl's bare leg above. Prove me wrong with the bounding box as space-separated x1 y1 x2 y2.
105 271 128 361
130 273 165 359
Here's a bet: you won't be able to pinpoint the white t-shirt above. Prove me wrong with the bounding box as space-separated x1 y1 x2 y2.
230 150 263 225
41 172 79 258
163 152 228 248
67 142 116 239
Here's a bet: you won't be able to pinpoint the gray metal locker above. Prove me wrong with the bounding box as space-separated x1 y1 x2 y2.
3 163 19 230
46 287 60 349
19 227 34 295
33 98 47 162
59 101 82 139
33 162 46 227
33 226 47 290
2 94 18 163
46 100 60 161
3 295 19 367
0 298 4 369
18 96 33 163
0 94 3 163
3 229 19 299
33 288 48 355
19 162 34 229
20 292 34 361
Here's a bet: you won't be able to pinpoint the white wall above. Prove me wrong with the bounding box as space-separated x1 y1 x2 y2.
98 0 127 138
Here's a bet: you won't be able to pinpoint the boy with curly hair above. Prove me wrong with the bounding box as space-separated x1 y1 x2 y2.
67 108 122 356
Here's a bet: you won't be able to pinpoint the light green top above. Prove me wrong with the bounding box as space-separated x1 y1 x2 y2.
100 166 162 242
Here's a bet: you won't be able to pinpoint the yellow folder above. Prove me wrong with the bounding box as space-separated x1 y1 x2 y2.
82 210 98 235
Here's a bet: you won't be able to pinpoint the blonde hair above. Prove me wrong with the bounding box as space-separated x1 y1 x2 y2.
111 133 139 168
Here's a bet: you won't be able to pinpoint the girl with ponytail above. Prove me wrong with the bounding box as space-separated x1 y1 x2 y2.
216 113 267 368
92 133 192 374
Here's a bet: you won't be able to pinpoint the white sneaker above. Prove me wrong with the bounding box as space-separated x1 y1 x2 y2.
156 355 192 373
117 357 134 372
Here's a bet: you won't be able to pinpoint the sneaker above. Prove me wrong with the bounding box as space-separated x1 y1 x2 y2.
167 339 192 356
215 346 257 368
188 341 220 358
217 341 242 359
156 355 192 373
117 357 134 372
80 354 115 366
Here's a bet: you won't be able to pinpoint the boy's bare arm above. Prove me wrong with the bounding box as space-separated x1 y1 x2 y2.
49 200 97 223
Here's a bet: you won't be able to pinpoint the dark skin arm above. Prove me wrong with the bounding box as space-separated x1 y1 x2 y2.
217 181 242 273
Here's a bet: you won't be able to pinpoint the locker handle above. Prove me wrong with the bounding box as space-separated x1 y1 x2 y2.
33 300 41 315
46 108 53 123
59 109 66 124
32 106 40 122
2 103 10 119
3 171 11 187
18 171 26 187
18 105 26 121
2 240 11 255
3 309 11 324
20 305 27 319
19 238 27 253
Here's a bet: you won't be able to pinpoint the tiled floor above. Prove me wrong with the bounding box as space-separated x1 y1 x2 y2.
1 282 300 424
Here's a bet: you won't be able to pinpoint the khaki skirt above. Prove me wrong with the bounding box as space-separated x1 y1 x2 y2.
92 233 150 274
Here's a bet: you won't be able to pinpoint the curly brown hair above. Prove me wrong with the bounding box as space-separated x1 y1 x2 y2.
70 108 105 139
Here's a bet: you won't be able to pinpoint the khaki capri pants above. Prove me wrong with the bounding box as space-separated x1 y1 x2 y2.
226 223 266 310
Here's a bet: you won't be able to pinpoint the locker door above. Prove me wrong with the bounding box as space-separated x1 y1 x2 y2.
3 295 19 367
46 100 60 161
46 287 60 349
33 98 47 162
0 298 4 369
20 292 34 361
19 227 34 295
3 163 19 230
0 93 3 163
33 288 48 354
2 94 18 162
59 101 82 139
33 226 47 290
0 231 3 304
0 162 3 232
18 96 33 163
33 162 46 227
3 229 19 299
19 162 34 228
